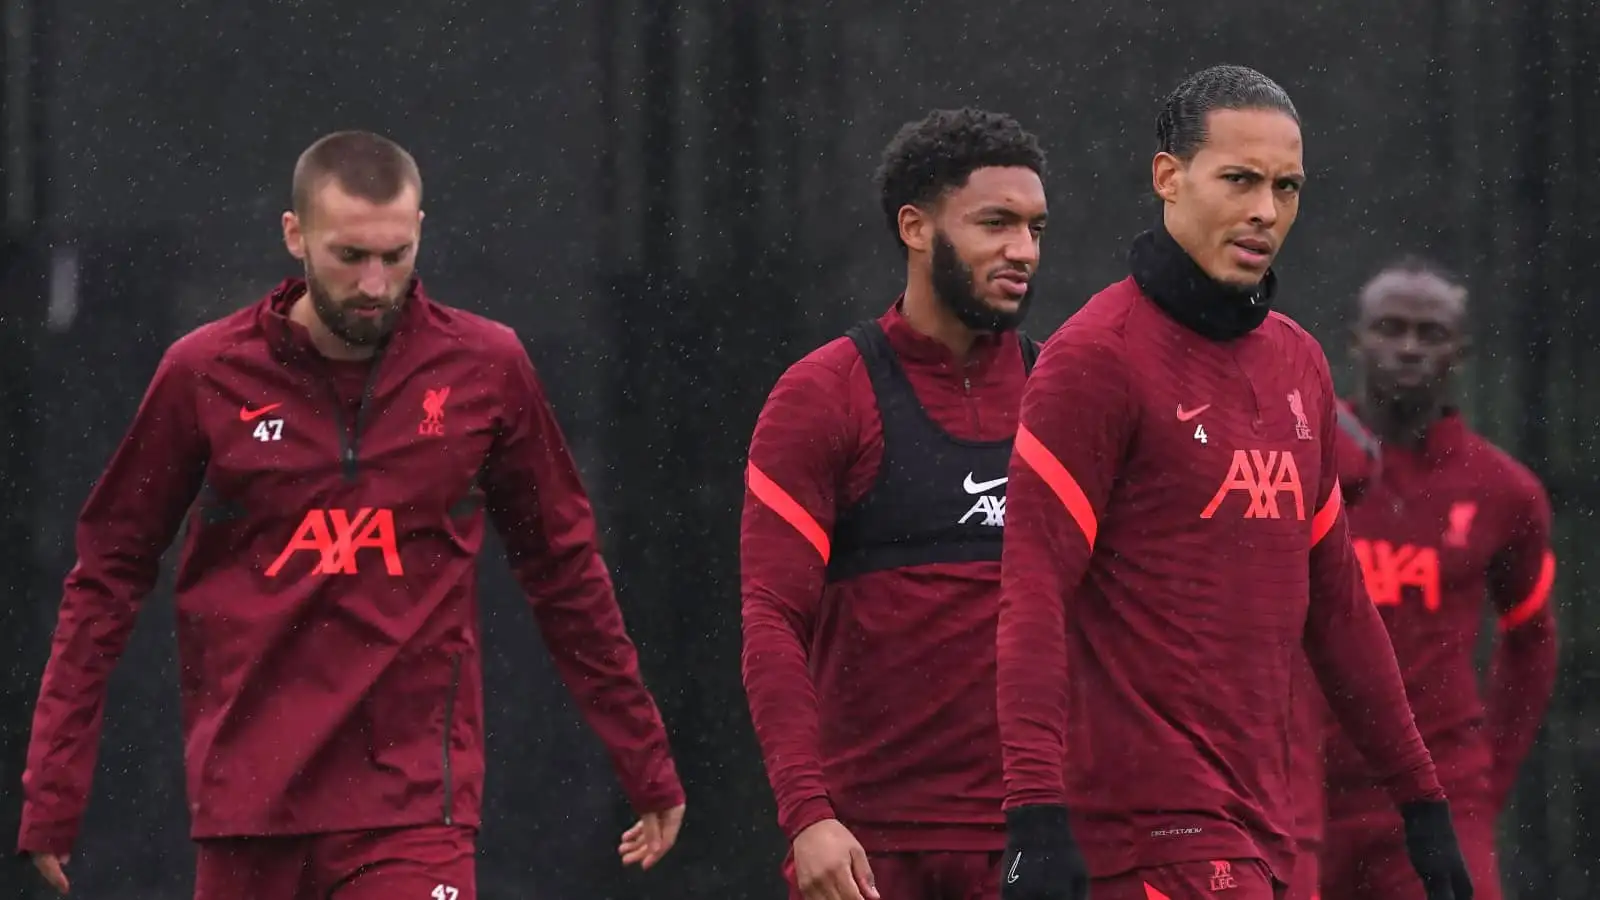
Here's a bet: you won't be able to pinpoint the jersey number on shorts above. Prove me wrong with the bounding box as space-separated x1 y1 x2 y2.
431 885 459 900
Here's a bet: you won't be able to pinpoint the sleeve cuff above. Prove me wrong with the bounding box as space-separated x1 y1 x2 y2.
622 762 687 815
17 816 78 857
780 795 837 842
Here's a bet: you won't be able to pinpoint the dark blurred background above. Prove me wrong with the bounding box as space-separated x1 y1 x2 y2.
1 0 1595 897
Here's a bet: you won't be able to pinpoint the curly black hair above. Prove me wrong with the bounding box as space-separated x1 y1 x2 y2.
1156 65 1299 161
873 108 1047 247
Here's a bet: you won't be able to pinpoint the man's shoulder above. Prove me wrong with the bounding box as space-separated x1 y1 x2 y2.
1072 276 1142 328
1262 310 1328 359
1459 428 1547 508
1040 281 1138 360
165 304 261 370
776 332 865 393
415 296 528 362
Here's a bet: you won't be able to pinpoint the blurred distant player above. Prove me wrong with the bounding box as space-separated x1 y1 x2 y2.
994 66 1474 900
18 130 686 898
1317 258 1558 900
740 108 1048 900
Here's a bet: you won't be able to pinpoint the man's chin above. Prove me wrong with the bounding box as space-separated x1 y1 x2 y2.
1380 383 1437 410
1217 267 1270 291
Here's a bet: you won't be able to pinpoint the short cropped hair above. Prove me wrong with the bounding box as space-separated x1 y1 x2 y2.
1359 254 1469 310
1156 65 1299 161
291 130 422 219
874 108 1047 247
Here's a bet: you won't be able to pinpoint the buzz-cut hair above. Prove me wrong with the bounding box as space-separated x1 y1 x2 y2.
291 130 422 219
873 107 1047 247
1360 254 1469 308
1156 65 1300 161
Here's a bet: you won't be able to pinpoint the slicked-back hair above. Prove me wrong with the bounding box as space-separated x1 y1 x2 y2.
291 130 422 220
1156 65 1300 161
874 108 1047 247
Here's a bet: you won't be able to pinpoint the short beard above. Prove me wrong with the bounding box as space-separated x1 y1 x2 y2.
931 231 1031 333
305 263 404 347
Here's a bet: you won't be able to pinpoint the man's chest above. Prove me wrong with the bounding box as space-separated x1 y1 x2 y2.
1121 341 1325 538
197 355 499 511
1347 480 1499 621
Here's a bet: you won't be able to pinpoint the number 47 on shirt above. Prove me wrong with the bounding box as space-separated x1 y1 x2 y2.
432 886 459 900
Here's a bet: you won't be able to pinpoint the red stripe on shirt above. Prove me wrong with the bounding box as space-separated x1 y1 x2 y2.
1014 424 1098 549
1499 550 1555 632
747 462 831 563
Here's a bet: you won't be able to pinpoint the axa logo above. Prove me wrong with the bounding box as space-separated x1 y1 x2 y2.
265 507 404 577
958 471 1007 527
1353 538 1440 611
1199 449 1305 520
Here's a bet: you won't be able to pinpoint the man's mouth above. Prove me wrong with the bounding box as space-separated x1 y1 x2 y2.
992 272 1030 298
1229 237 1273 267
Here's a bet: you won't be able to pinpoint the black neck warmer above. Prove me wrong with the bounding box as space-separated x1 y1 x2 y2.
1129 226 1277 341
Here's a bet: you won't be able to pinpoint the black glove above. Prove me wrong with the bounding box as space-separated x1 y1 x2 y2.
1001 805 1090 900
1401 800 1474 900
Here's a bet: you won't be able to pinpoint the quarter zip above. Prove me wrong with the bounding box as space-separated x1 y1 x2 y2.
317 351 386 481
441 653 462 825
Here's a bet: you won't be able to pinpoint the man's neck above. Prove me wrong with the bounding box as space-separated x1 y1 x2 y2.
288 293 377 361
1359 391 1444 449
901 276 978 361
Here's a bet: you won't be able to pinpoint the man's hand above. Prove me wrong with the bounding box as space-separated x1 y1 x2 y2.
618 802 685 870
791 818 879 900
1402 800 1474 899
32 852 71 894
1001 805 1089 900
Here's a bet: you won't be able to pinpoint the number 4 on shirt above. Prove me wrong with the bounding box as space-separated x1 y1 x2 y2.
1193 423 1208 444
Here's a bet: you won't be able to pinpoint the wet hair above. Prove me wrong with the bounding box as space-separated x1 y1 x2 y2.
874 108 1047 247
291 130 422 219
1156 65 1300 161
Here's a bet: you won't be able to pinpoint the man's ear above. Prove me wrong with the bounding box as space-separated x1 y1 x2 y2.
897 204 934 254
1152 152 1185 204
282 211 306 260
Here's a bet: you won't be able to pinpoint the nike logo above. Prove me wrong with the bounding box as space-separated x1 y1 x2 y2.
239 403 284 422
1175 403 1211 422
963 473 1008 494
1007 852 1022 884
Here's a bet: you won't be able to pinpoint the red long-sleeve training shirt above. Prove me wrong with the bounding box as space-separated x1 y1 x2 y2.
19 280 683 854
996 278 1444 882
1321 405 1558 820
740 303 1027 852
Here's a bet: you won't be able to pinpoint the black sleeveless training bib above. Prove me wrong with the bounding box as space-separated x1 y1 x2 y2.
824 321 1039 584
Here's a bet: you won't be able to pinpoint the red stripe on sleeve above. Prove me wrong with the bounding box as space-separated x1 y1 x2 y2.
1014 424 1099 549
747 463 831 563
1499 551 1556 632
1310 479 1342 547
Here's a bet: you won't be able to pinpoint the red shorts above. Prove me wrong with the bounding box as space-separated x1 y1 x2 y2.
1320 805 1499 900
784 850 1002 900
1285 840 1320 900
194 824 476 900
1091 859 1284 900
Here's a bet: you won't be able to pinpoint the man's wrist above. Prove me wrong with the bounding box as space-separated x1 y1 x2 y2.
1004 804 1073 845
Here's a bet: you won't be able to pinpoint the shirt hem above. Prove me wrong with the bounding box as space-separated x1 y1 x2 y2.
848 821 1006 853
190 810 481 841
